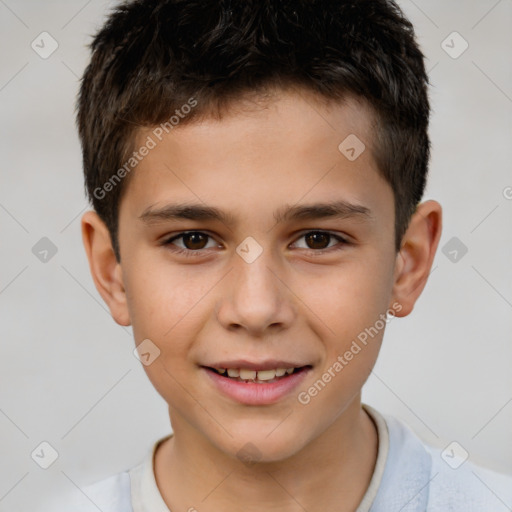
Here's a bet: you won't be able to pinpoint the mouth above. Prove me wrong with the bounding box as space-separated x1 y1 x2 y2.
201 363 312 405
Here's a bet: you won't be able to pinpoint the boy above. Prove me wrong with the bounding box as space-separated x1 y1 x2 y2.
53 0 512 510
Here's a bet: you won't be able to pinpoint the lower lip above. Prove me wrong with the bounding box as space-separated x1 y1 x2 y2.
203 367 311 405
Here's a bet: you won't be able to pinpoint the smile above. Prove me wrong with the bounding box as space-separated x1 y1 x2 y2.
202 364 312 405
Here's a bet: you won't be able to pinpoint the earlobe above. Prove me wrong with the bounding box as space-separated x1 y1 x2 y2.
390 200 443 317
81 210 131 326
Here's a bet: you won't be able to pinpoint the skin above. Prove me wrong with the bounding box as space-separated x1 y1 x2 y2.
82 88 442 512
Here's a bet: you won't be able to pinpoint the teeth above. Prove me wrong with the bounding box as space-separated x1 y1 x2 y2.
215 367 299 381
239 369 257 380
256 369 277 381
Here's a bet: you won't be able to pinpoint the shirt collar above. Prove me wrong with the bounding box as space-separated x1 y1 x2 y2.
129 405 432 512
369 411 433 511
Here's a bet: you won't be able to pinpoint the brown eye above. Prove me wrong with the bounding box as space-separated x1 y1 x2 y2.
304 231 332 250
292 230 348 253
180 232 209 250
164 231 218 253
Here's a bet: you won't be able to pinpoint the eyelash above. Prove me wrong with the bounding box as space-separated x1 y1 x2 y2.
161 230 349 258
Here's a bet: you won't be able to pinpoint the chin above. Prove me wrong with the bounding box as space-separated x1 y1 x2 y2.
213 423 309 466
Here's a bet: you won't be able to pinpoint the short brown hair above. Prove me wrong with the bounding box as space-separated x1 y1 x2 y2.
77 0 430 260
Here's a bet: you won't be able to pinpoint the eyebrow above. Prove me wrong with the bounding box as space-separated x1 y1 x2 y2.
139 200 373 226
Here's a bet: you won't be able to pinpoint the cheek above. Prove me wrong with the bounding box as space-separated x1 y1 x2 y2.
304 255 395 348
126 281 202 409
123 268 192 387
124 258 213 340
309 256 395 411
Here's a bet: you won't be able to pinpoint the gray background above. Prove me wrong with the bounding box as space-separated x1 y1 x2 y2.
1 0 511 510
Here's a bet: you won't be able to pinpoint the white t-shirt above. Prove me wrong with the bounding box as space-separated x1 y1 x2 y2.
45 404 512 511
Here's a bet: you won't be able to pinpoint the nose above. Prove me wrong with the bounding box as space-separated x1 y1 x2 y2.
215 249 296 337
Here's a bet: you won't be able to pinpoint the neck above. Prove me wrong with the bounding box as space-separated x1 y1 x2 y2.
155 396 378 512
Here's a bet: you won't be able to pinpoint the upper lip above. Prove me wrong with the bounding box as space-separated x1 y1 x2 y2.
203 360 310 371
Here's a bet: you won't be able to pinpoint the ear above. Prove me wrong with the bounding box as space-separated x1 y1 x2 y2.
81 210 131 326
390 200 442 317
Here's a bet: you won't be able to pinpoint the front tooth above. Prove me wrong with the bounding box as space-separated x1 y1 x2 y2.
256 369 277 381
286 368 294 374
239 369 257 380
227 368 240 378
275 368 286 377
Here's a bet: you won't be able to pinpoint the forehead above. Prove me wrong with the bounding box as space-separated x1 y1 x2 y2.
167 88 372 149
132 87 377 165
120 89 391 230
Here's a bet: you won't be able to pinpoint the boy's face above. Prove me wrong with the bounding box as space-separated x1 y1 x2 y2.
87 89 428 462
